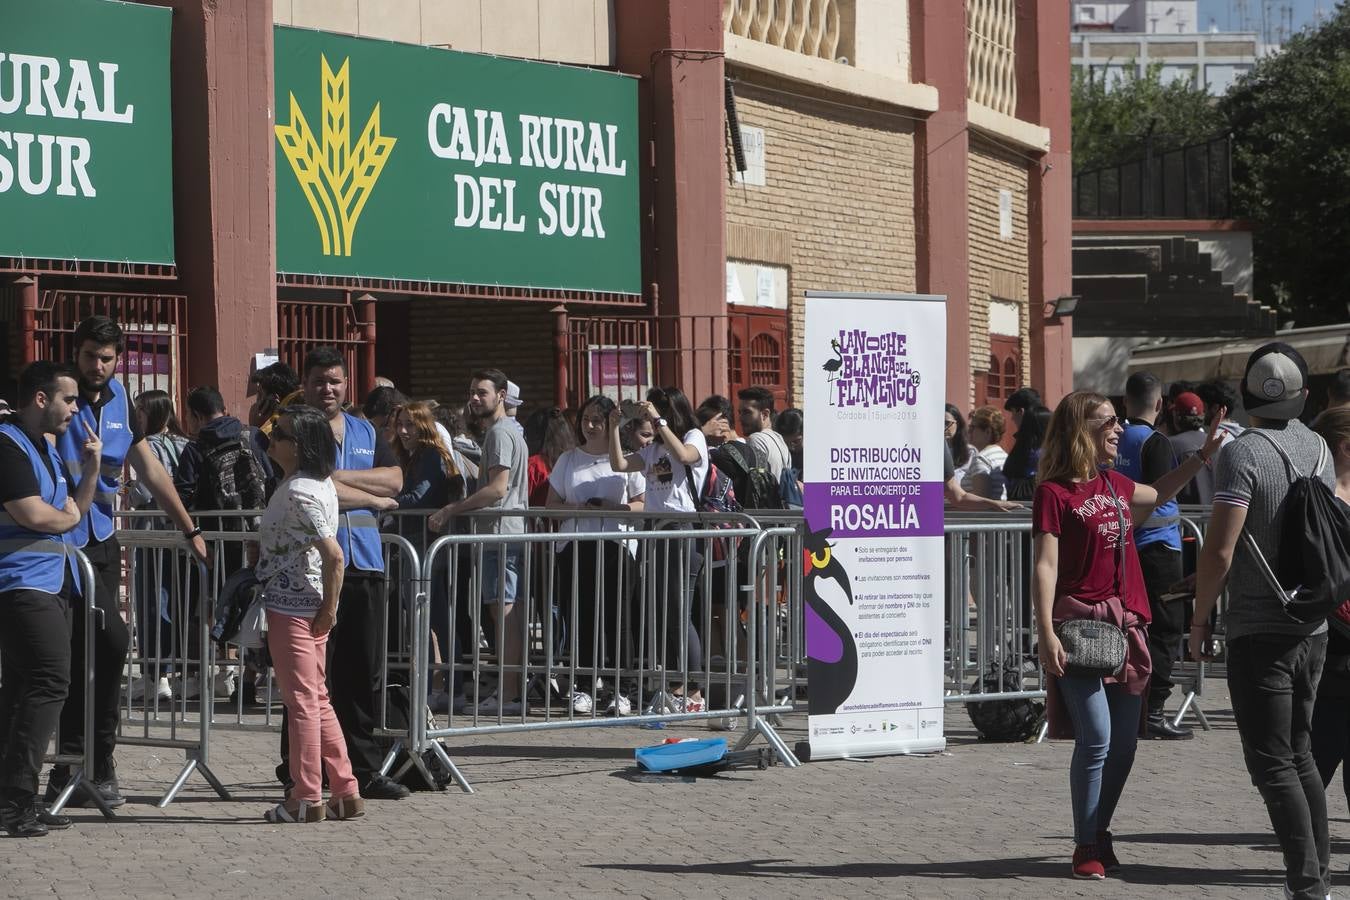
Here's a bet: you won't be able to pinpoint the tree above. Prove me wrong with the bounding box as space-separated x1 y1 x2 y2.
1221 7 1350 326
1072 64 1224 173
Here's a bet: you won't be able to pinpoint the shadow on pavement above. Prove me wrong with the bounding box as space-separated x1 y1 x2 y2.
592 856 1286 888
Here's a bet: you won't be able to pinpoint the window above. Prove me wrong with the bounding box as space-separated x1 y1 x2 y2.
967 0 1017 116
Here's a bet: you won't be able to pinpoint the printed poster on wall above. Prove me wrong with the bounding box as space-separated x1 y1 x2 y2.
803 291 947 760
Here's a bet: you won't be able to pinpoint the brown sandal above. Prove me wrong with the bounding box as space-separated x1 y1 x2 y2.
263 798 325 823
325 794 365 821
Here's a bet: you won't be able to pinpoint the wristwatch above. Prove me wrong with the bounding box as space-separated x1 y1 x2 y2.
184 526 203 539
655 417 668 430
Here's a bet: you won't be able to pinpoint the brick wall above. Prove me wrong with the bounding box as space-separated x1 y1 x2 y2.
967 136 1031 410
724 74 918 405
406 299 558 415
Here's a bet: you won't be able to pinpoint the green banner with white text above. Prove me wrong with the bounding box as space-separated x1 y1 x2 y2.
0 0 174 264
274 26 641 295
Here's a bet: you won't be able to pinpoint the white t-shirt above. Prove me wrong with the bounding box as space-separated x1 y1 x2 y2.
548 448 647 544
747 429 792 481
639 428 708 514
257 475 338 618
960 445 1008 500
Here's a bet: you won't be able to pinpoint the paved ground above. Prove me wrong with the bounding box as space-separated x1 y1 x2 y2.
2 676 1343 900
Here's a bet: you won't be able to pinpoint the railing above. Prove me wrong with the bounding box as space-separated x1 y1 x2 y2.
110 505 1218 797
723 0 846 62
1073 134 1233 220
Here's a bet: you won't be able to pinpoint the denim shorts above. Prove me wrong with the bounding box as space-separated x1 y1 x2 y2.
480 545 522 606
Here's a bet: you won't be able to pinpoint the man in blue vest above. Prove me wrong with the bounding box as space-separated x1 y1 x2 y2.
288 346 408 800
44 316 208 808
0 362 101 836
1118 371 1193 740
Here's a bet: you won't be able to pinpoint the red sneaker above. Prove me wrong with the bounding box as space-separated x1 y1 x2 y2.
1096 831 1121 872
1072 844 1106 880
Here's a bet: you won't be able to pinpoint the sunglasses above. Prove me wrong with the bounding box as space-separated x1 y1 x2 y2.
1089 415 1120 430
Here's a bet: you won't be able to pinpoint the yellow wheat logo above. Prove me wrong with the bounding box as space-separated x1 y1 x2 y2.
275 55 396 257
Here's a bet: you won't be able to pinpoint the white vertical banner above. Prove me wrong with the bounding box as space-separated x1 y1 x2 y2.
803 291 947 760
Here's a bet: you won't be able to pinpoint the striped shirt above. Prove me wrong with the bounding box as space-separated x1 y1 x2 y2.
1213 419 1332 641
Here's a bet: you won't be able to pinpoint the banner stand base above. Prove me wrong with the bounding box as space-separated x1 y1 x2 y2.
805 737 947 763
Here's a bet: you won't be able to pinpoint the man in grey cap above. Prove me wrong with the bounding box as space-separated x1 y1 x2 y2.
504 379 525 438
1193 342 1332 900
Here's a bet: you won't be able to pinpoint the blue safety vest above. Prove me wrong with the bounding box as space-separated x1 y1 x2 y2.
335 412 384 572
1116 421 1181 551
56 378 134 547
0 424 80 594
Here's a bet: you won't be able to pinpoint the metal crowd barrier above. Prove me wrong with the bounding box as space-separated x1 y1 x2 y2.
116 514 426 802
1173 504 1218 732
116 527 229 807
108 499 1204 796
404 510 802 792
943 514 1044 710
45 548 115 817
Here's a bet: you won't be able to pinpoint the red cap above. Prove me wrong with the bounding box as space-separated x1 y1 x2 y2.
1172 391 1204 417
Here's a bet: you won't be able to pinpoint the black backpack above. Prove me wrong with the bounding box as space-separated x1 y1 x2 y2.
199 436 269 522
1239 430 1350 625
711 442 782 510
966 659 1044 742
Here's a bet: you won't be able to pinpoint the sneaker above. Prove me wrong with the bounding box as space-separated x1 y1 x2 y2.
178 675 202 701
605 694 633 717
428 690 451 714
1096 830 1120 873
670 694 706 714
709 715 741 731
1280 884 1332 900
35 804 72 830
569 691 594 715
451 693 473 715
359 773 410 801
213 670 237 699
1072 844 1105 880
43 769 125 810
476 692 522 717
640 691 673 728
129 675 173 703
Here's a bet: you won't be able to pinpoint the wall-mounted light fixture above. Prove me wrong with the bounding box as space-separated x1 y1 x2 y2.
1047 295 1079 317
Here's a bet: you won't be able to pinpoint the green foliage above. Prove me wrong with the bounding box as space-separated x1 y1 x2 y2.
1072 63 1224 173
1221 7 1350 325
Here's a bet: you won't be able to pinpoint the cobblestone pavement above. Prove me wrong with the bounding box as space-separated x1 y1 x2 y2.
2 676 1344 900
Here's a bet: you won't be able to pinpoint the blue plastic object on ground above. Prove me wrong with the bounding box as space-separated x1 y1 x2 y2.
634 737 728 773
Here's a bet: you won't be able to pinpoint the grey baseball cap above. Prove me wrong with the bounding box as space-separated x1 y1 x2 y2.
505 380 523 409
1241 342 1308 421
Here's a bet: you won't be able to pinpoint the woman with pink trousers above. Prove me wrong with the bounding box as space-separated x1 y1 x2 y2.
258 405 364 823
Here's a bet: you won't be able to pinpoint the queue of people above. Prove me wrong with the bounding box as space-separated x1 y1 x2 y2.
0 314 818 834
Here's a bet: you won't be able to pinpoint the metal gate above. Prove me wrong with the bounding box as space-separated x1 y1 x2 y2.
277 295 375 396
564 311 790 409
31 290 190 407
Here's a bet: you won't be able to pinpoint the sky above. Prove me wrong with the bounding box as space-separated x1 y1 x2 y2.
1198 0 1330 39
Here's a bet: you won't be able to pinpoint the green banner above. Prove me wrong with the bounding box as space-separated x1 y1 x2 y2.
274 27 641 295
0 0 173 264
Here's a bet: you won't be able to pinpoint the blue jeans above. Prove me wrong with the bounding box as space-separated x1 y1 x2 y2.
1058 675 1143 845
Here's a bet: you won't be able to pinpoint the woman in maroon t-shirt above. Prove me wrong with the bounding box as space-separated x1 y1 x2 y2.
1033 390 1222 881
